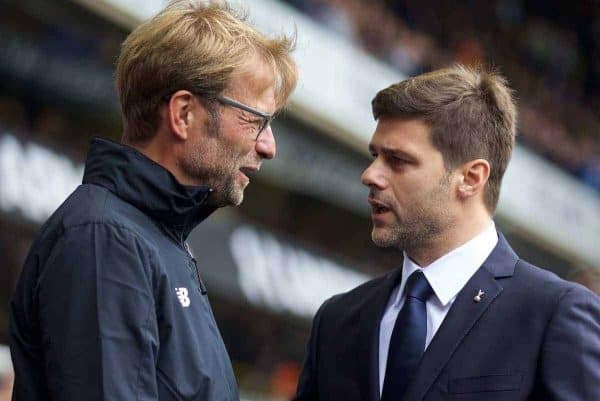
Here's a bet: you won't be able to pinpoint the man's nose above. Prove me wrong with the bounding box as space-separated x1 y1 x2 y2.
255 125 276 160
361 161 386 190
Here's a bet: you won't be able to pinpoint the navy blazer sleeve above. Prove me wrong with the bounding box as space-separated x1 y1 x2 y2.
10 223 160 401
537 285 600 401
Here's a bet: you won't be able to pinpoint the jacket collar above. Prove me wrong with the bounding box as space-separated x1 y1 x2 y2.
482 232 519 278
82 137 216 240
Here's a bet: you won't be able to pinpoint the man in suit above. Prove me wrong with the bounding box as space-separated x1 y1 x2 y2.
294 65 600 401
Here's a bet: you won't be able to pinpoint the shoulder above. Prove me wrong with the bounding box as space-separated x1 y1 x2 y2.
30 185 160 270
318 270 395 317
513 259 579 295
39 184 158 251
505 259 598 314
63 184 149 231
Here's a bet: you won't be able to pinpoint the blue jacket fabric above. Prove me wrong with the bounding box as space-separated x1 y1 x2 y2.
294 234 600 401
10 138 239 401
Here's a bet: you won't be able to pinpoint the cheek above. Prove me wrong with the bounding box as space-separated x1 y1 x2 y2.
228 142 253 168
389 175 421 203
222 127 254 156
212 137 247 168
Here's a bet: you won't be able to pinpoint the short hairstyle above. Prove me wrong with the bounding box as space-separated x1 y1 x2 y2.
116 0 298 142
372 65 517 212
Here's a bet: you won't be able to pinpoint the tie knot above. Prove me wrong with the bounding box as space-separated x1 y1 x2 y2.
404 271 433 302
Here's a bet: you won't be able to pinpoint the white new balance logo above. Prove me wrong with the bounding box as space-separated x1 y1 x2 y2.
175 287 190 307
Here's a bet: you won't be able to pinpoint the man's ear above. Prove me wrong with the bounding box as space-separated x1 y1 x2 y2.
166 90 198 141
457 159 490 200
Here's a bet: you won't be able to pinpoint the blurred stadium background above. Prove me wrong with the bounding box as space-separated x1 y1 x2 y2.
0 0 599 400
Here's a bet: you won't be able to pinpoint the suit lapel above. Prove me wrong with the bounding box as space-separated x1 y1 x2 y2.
357 267 402 401
401 233 518 401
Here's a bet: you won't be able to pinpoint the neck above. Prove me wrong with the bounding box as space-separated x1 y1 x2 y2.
123 134 193 186
406 209 493 267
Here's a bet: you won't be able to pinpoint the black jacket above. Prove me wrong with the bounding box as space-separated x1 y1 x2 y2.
10 138 239 401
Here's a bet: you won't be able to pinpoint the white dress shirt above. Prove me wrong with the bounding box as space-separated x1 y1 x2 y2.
378 222 498 395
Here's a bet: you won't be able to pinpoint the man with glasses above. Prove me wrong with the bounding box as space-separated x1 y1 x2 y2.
10 2 297 401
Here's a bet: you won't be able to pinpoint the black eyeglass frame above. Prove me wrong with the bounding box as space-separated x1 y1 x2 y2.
162 92 274 140
216 95 274 140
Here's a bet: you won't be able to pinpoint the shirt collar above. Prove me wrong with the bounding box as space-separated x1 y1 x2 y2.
397 221 498 307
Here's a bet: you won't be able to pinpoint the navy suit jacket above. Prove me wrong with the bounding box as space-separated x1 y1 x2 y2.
294 234 600 401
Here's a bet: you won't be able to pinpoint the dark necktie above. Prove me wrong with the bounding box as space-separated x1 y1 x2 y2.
381 271 433 401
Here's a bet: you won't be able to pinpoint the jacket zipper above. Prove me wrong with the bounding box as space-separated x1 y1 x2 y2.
183 241 207 295
161 223 208 295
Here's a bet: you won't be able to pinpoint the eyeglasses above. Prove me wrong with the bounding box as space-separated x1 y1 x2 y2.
163 92 275 140
217 95 274 140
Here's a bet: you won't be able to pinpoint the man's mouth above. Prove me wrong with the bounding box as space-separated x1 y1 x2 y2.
239 166 259 182
368 198 391 214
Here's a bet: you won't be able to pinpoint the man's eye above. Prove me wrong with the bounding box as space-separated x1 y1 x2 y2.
244 118 262 128
390 157 410 168
392 156 408 163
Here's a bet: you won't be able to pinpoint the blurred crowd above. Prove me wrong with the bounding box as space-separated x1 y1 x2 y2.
0 0 124 161
0 95 108 164
286 0 600 193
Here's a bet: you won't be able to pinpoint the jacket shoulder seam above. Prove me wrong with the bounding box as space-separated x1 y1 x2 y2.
540 285 576 348
62 221 155 251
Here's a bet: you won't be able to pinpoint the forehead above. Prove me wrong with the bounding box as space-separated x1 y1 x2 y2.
370 117 436 153
228 56 276 110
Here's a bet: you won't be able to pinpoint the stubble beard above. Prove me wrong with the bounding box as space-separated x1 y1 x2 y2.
179 115 246 208
181 142 244 207
371 174 454 253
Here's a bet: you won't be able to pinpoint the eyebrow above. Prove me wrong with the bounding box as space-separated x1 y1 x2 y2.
368 144 417 161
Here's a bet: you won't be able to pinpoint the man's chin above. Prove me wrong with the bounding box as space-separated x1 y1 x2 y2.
231 192 244 206
226 184 245 207
207 182 244 207
371 228 397 248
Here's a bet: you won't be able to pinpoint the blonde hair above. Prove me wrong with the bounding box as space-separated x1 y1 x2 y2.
372 64 517 212
116 0 298 141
